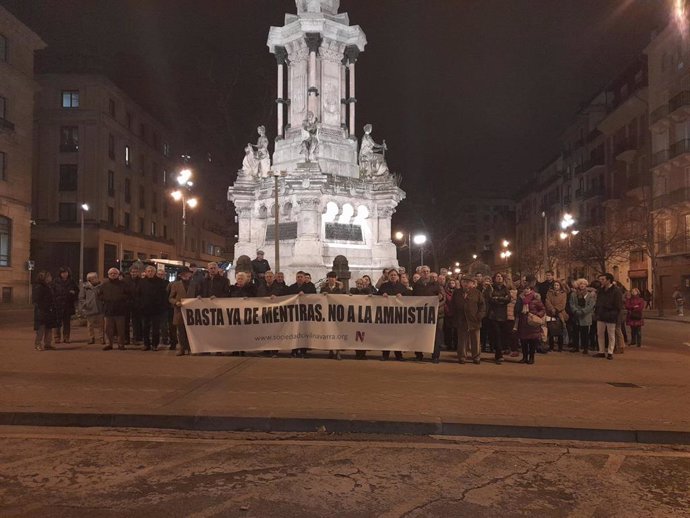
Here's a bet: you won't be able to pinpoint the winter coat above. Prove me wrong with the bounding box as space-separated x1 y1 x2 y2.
451 287 486 331
256 282 286 297
138 276 169 315
569 289 596 327
595 285 623 323
516 290 546 341
193 274 231 298
506 289 517 321
625 296 645 327
99 278 131 317
378 281 410 297
545 289 569 323
320 283 346 294
33 283 58 330
169 279 193 326
52 276 78 318
123 274 142 310
78 282 103 316
412 280 442 298
487 283 511 322
443 287 455 318
229 283 257 298
288 282 317 294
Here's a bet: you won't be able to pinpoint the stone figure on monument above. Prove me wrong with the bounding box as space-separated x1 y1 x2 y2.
241 144 258 178
359 124 389 178
250 125 271 178
301 111 320 163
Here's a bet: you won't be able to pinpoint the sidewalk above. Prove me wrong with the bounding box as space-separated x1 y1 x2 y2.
643 310 690 324
1 321 689 444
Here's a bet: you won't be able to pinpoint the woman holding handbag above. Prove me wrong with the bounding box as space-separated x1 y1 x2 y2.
515 284 546 364
545 281 568 352
625 288 645 347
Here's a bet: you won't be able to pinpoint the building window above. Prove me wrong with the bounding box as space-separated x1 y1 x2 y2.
58 164 78 191
61 90 79 108
0 151 5 181
108 98 116 117
151 221 156 236
0 216 10 266
0 34 7 62
108 134 115 160
1 287 12 303
152 192 157 213
125 145 131 167
139 185 145 209
58 203 77 223
163 142 170 157
123 212 130 230
123 249 133 260
138 217 144 233
107 170 115 196
124 178 131 203
107 206 114 225
126 112 132 130
60 126 79 152
163 169 168 185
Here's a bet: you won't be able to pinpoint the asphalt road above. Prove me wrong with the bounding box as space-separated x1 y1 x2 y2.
1 426 689 518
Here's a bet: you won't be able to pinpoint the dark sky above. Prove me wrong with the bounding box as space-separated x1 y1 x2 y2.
1 0 670 216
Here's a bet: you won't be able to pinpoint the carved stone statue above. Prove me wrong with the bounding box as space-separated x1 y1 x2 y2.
333 255 351 290
241 144 258 178
359 124 389 178
300 111 319 163
251 125 271 178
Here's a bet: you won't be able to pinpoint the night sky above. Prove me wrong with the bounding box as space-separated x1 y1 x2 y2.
1 0 670 223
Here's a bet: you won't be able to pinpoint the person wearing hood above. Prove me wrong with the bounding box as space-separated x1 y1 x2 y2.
52 266 78 343
79 272 105 345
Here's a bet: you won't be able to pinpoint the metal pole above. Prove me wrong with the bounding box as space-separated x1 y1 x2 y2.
181 193 187 261
542 212 548 278
274 174 280 273
420 246 424 268
79 208 85 284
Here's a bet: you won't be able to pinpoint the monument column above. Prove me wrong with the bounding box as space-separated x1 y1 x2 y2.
305 33 322 117
275 46 288 138
340 55 347 130
344 46 360 137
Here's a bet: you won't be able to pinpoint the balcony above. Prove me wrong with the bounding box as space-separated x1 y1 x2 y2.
574 156 605 175
651 149 669 168
584 185 606 200
669 138 690 166
650 104 669 126
669 90 690 122
575 188 584 200
652 187 690 210
626 172 651 191
614 137 638 164
0 118 15 131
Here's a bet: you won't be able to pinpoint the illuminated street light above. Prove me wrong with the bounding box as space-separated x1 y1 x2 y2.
502 239 510 248
186 198 198 209
170 168 197 259
171 190 182 201
176 168 192 186
412 234 427 266
472 254 478 260
394 231 404 241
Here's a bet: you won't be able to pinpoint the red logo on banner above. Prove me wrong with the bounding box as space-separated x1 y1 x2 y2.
355 331 366 342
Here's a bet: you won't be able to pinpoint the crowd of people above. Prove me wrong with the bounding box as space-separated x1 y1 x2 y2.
32 252 649 364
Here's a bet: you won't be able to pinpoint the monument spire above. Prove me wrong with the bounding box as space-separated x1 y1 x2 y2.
295 0 340 15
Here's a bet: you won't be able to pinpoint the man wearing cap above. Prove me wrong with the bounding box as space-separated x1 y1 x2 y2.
452 275 486 364
169 267 194 356
251 250 271 285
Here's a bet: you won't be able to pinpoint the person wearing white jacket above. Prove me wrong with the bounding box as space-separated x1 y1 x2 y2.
79 272 105 345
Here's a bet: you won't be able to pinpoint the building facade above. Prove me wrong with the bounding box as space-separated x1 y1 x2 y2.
0 6 45 304
33 74 229 280
646 24 690 310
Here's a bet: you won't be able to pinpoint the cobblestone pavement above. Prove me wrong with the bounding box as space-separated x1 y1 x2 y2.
0 426 689 517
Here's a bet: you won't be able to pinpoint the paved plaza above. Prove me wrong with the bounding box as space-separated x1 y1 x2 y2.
1 315 689 442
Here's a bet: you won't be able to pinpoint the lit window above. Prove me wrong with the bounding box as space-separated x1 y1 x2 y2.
163 142 170 157
151 221 157 236
60 126 79 152
0 216 10 266
125 145 131 166
61 90 79 108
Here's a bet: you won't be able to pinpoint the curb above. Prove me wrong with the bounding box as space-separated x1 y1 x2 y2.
0 412 688 445
643 316 690 325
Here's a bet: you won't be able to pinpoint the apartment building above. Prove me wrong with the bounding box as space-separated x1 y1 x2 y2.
32 74 229 279
646 24 690 310
0 6 45 304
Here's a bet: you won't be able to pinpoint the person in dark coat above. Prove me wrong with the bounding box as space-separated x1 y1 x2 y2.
228 271 257 356
412 265 444 362
487 273 511 364
515 285 546 364
169 267 194 356
138 265 169 351
251 250 271 285
452 276 486 364
52 266 78 343
122 263 143 345
594 273 623 360
33 271 58 350
99 268 132 350
256 271 285 297
193 262 230 298
320 272 346 360
378 268 408 361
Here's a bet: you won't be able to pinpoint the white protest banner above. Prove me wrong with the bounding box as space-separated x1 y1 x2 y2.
181 294 438 354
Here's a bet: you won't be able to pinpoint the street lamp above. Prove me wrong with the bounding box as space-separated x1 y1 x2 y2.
170 168 198 260
559 213 578 281
413 233 427 267
472 254 478 260
394 231 412 273
272 170 287 273
79 203 89 284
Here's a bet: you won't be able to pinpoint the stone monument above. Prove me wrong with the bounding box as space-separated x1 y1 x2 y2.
228 0 405 282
